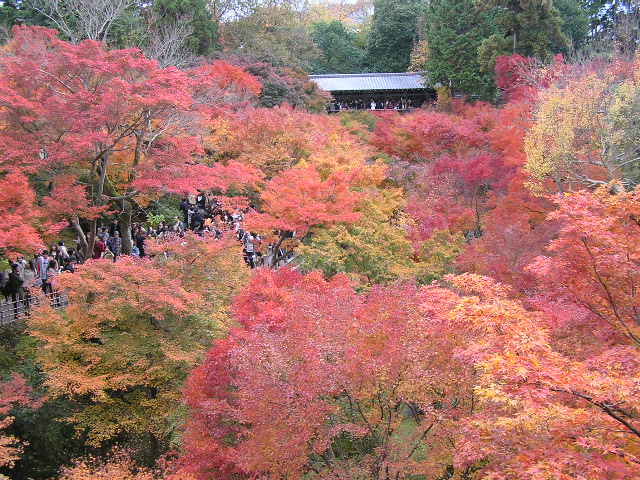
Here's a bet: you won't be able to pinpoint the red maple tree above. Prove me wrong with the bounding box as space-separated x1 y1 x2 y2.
0 25 261 256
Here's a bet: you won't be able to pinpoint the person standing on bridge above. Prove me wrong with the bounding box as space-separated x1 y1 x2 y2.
134 227 146 258
15 256 27 281
36 251 50 292
4 263 24 319
45 260 60 306
242 231 256 269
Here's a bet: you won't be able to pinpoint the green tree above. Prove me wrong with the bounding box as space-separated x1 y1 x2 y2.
298 189 418 287
478 0 569 70
555 0 590 50
424 0 503 100
0 0 55 38
366 0 423 72
582 0 640 52
311 20 366 74
222 5 319 71
153 0 219 56
0 325 88 480
28 235 248 462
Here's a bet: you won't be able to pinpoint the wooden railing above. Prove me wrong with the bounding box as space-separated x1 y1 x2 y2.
0 291 68 326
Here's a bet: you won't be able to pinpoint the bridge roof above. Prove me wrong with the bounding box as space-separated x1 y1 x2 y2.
309 72 428 92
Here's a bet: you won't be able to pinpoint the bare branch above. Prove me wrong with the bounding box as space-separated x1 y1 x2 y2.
30 0 134 44
142 14 198 68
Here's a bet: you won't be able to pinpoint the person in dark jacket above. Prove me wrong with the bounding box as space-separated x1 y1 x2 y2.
108 219 120 237
134 228 146 258
180 197 190 225
191 210 204 231
107 231 122 262
5 263 24 318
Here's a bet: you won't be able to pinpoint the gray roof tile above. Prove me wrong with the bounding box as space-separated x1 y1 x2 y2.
309 72 428 92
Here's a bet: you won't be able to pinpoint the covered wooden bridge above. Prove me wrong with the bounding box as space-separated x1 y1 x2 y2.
309 72 434 113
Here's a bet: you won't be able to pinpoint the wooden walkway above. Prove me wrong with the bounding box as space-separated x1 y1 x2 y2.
0 249 299 327
0 291 68 326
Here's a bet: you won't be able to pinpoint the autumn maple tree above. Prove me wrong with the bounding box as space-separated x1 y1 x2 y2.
456 178 556 293
28 233 248 452
1 14 639 480
524 55 640 193
297 188 419 286
0 172 59 256
529 186 640 345
178 269 484 479
448 185 640 478
371 99 530 251
205 105 391 263
145 232 250 328
0 25 261 256
178 267 640 480
452 270 640 478
244 165 364 249
206 105 374 178
57 451 155 480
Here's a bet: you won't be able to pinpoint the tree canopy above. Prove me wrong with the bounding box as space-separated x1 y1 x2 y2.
424 0 502 99
1 8 640 480
311 20 366 74
366 0 423 72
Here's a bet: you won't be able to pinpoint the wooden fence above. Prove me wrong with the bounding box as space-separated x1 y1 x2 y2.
0 291 68 326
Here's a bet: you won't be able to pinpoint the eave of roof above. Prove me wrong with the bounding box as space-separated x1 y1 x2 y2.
309 72 429 92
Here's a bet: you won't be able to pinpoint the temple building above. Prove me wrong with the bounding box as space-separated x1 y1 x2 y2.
309 72 434 112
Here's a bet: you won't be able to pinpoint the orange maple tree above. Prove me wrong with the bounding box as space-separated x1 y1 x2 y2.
244 166 364 240
28 234 248 450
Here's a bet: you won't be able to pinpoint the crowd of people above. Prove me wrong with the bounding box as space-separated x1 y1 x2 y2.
328 97 423 112
173 192 294 269
0 192 296 322
91 192 287 268
0 246 73 321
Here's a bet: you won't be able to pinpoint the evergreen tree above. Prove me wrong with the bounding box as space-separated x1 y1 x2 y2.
366 0 423 72
586 0 640 55
555 0 590 50
221 5 320 72
583 0 633 37
311 20 366 74
478 0 569 71
0 0 55 35
153 0 219 56
425 0 502 100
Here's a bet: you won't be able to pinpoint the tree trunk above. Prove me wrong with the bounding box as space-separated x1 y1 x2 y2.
87 220 98 260
272 232 289 268
119 201 133 255
88 152 111 258
71 216 89 259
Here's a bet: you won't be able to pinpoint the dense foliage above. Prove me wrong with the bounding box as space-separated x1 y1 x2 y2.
0 4 639 480
423 0 502 100
365 0 423 72
0 25 260 259
311 20 366 74
0 0 609 83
